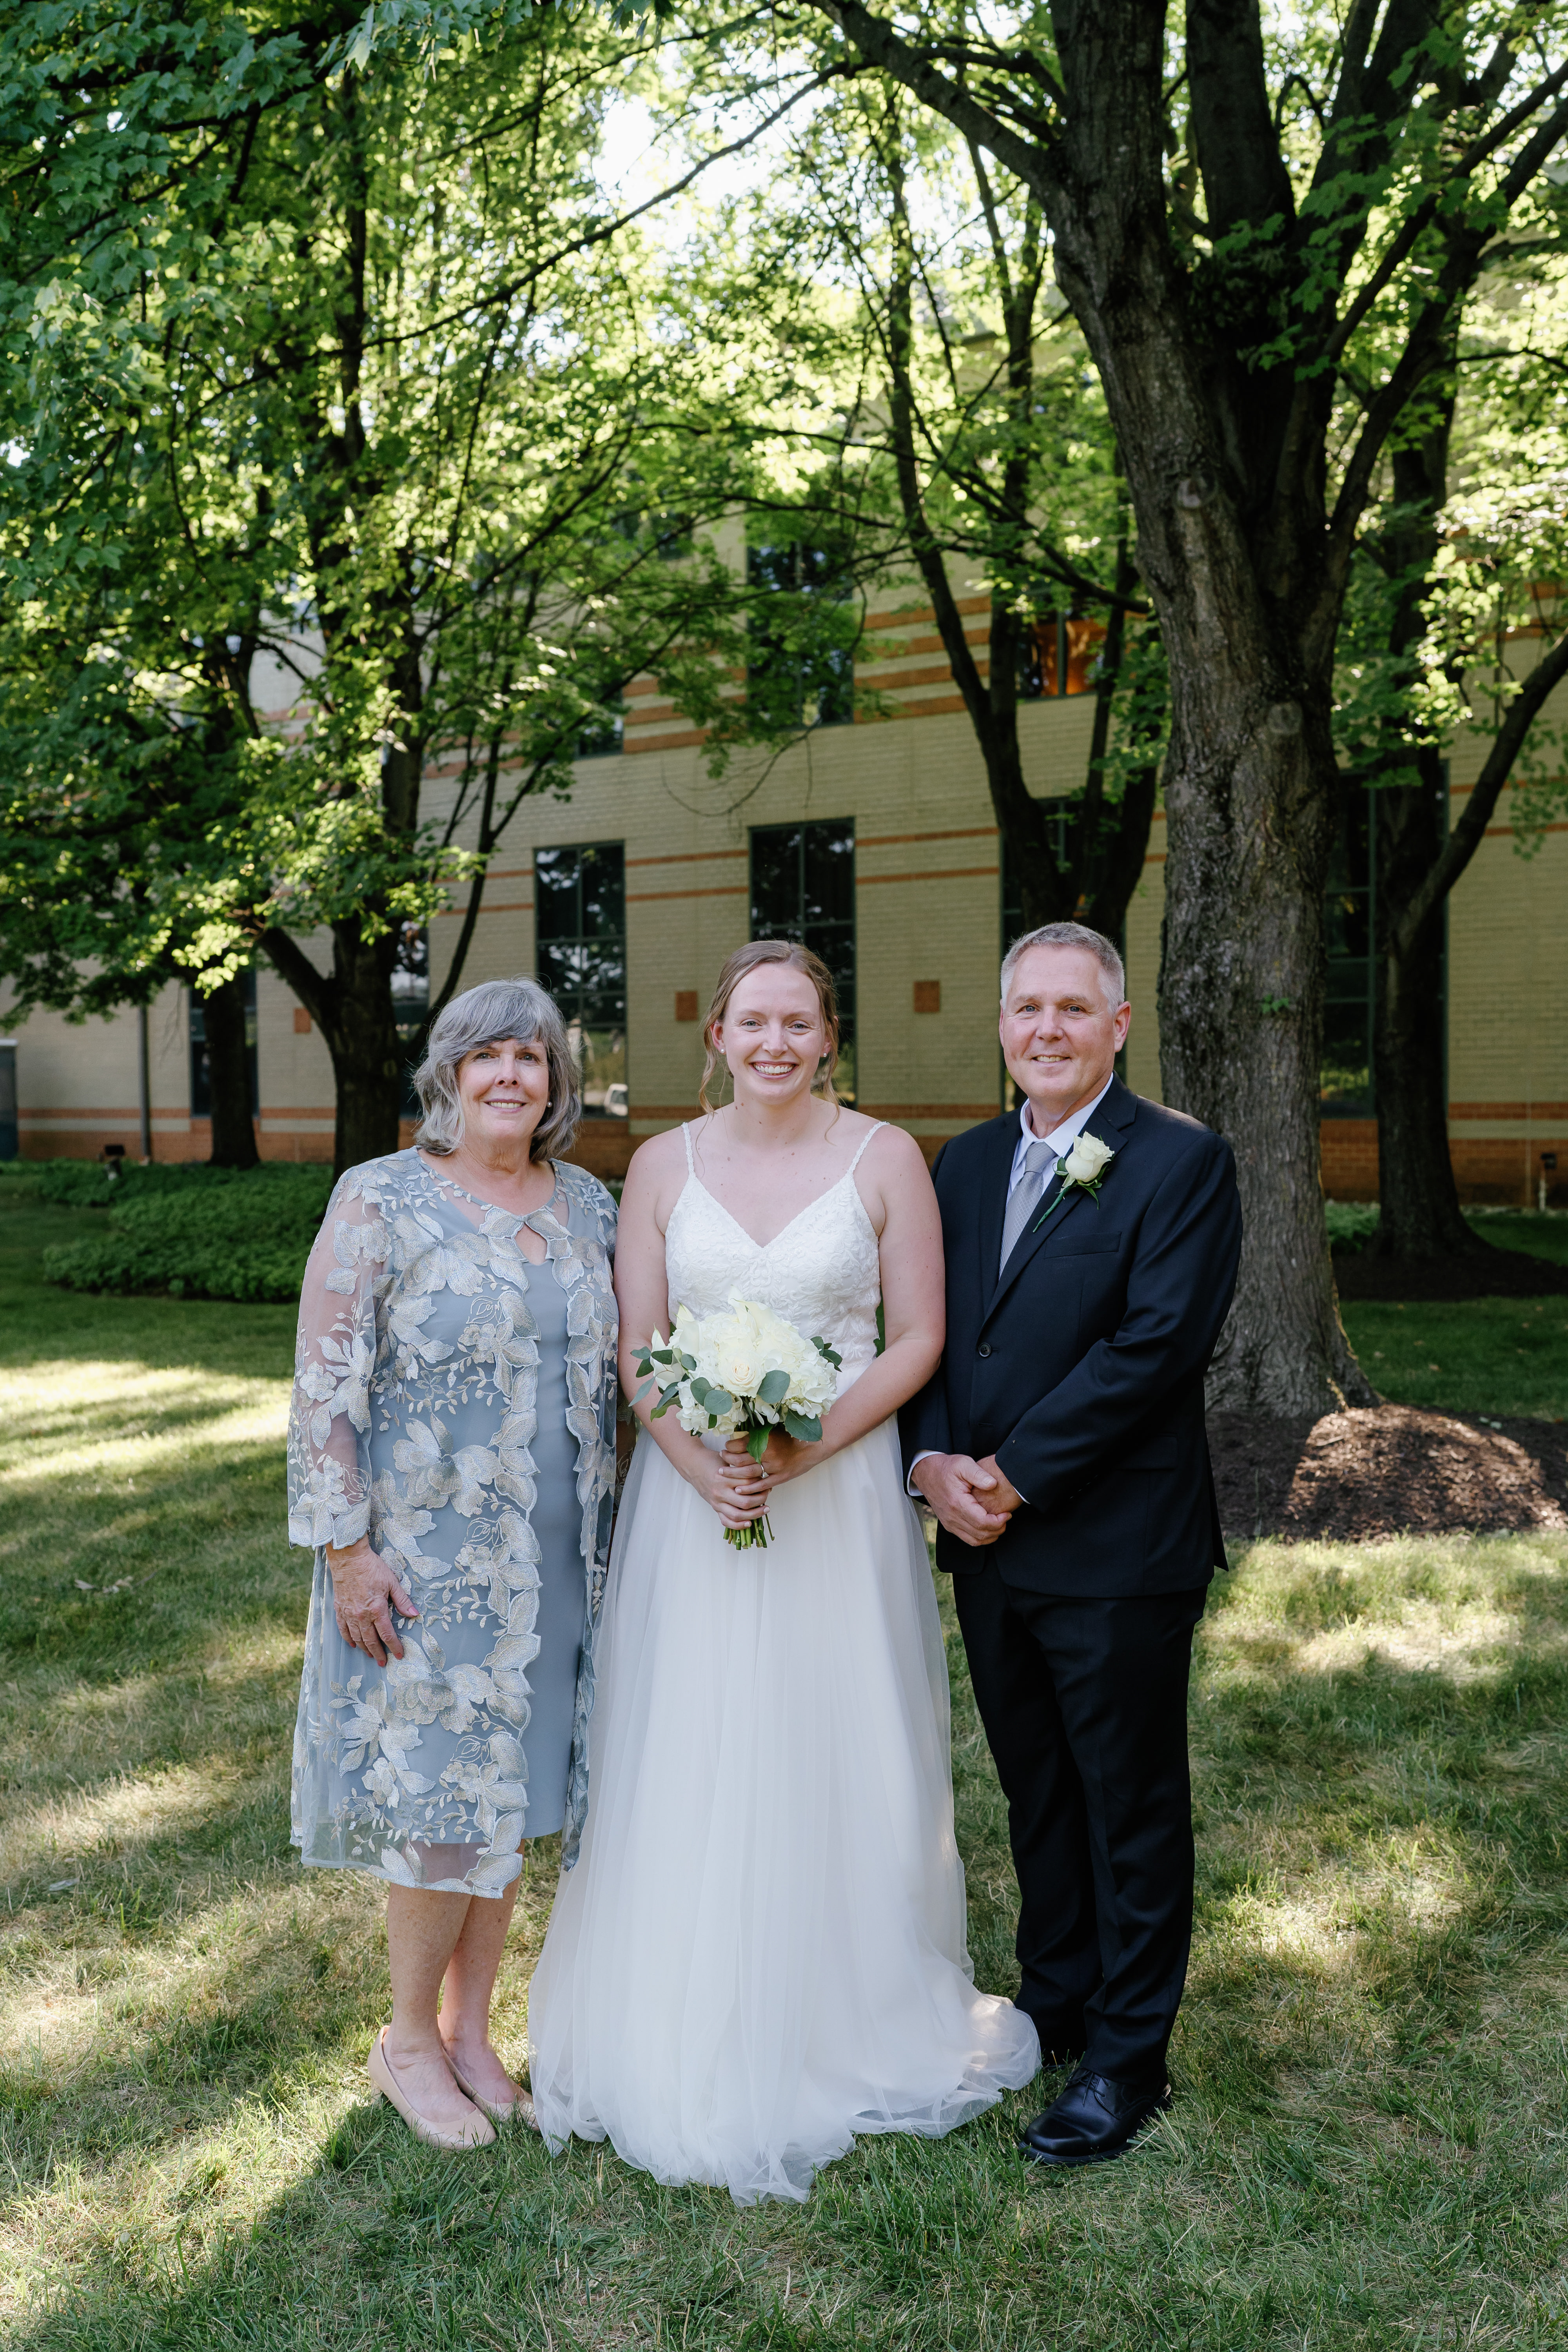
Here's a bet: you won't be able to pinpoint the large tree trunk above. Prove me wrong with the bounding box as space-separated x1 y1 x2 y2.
322 922 404 1176
1039 57 1372 1412
1371 759 1485 1258
1158 707 1372 1411
202 971 260 1169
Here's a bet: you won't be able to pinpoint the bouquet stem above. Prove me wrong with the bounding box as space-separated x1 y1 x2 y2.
726 1513 774 1552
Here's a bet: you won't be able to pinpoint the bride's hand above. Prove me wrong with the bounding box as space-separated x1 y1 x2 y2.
736 1429 819 1490
690 1440 770 1530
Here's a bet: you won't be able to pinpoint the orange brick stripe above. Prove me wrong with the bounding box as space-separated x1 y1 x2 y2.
862 595 992 632
626 728 709 755
877 662 990 694
858 1103 1001 1120
1448 1102 1568 1120
859 825 998 848
857 864 999 886
625 883 748 904
433 899 533 916
626 847 745 868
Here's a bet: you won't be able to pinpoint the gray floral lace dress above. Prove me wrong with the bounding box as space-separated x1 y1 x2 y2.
287 1149 618 1896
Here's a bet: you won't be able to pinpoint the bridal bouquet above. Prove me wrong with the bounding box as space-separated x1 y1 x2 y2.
632 1292 842 1550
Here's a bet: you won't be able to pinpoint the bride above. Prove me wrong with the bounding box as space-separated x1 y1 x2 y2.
526 940 1039 2202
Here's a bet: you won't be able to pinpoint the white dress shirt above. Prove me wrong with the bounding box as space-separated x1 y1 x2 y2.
907 1075 1116 1502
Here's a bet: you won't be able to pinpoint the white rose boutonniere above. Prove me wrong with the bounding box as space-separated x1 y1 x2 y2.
1033 1131 1116 1233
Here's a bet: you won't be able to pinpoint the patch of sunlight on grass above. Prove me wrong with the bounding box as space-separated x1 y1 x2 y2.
0 1361 289 1499
0 1754 279 1888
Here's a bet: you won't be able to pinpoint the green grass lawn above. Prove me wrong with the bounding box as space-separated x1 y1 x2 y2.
1336 1210 1568 1423
5 1181 1568 2348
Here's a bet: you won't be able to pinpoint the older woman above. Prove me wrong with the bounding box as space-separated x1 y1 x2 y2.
287 978 618 2151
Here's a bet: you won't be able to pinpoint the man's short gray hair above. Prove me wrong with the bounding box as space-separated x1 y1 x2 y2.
1000 922 1126 1010
412 977 580 1160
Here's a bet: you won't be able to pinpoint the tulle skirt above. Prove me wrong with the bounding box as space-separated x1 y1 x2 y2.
526 1400 1040 2204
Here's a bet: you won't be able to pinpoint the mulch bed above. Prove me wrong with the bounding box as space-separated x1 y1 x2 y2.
1332 1245 1568 1302
1210 1406 1568 1543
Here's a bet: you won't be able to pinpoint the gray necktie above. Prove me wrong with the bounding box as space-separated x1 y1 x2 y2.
1000 1138 1056 1276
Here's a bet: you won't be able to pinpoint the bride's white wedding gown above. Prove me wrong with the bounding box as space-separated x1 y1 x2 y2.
526 1123 1040 2203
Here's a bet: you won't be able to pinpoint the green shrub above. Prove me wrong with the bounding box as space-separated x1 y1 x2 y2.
42 1164 334 1301
24 1158 291 1210
1324 1198 1380 1253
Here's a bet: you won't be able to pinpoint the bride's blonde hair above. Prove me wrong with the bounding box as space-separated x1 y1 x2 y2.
699 940 841 1114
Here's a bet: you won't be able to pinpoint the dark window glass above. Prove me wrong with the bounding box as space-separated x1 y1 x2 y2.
535 842 628 1118
747 543 855 731
1323 789 1373 1117
577 702 626 760
391 925 430 1115
189 967 258 1117
749 820 856 1102
1018 613 1103 700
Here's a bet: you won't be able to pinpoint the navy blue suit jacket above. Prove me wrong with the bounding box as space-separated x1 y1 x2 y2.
899 1076 1242 1597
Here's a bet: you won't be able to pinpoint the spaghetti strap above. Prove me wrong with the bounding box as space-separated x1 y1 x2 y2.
681 1122 696 1175
846 1121 887 1177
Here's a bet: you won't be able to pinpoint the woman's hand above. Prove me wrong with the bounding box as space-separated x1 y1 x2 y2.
735 1428 820 1491
687 1440 770 1531
327 1539 417 1666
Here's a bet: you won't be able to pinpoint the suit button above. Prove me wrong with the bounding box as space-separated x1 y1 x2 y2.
977 1342 991 1357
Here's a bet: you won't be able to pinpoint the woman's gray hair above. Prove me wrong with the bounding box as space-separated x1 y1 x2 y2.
412 978 581 1161
1000 921 1126 1010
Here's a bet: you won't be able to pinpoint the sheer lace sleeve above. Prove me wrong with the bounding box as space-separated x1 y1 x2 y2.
287 1174 391 1552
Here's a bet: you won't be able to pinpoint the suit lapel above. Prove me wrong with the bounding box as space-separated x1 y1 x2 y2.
975 1114 1022 1301
986 1076 1140 1316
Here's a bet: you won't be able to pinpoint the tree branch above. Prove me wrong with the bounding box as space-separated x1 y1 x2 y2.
1395 628 1568 954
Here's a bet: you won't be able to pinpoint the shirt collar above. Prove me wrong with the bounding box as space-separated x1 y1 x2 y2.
1016 1072 1116 1161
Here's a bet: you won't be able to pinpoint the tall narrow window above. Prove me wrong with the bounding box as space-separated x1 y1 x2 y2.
392 924 430 1114
535 842 628 1118
1323 790 1374 1117
747 543 855 731
750 820 856 1102
189 967 258 1116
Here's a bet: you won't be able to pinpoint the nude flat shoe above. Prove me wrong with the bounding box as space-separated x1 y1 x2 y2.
443 2043 539 2132
367 2027 495 2150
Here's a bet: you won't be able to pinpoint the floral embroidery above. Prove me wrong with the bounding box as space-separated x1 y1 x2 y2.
287 1150 618 1889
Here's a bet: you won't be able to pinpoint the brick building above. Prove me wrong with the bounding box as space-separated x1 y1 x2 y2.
4 588 1564 1203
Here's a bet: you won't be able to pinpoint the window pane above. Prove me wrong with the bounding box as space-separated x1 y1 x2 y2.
750 825 801 936
577 842 625 940
534 846 582 942
750 820 856 1099
802 819 854 927
535 843 627 1116
747 543 855 731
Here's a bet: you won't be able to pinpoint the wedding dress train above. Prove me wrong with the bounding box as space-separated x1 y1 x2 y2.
526 1123 1039 2203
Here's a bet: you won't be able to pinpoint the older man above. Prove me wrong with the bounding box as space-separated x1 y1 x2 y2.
901 921 1242 2167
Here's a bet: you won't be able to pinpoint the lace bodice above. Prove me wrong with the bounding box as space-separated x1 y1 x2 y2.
664 1122 886 1371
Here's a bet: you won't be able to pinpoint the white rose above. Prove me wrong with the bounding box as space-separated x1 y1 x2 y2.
1063 1133 1115 1184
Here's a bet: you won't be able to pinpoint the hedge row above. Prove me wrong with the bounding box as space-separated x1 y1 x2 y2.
39 1162 334 1302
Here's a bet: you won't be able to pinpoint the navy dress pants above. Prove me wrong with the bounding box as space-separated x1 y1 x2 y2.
953 1563 1207 2086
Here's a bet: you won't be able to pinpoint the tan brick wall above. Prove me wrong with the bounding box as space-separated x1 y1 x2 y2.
7 621 1564 1201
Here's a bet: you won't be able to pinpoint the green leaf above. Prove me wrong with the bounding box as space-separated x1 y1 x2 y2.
746 1427 769 1461
756 1368 790 1405
704 1388 734 1416
783 1411 821 1443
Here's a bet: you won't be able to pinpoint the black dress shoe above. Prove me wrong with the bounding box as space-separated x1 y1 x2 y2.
1019 2065 1172 2168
